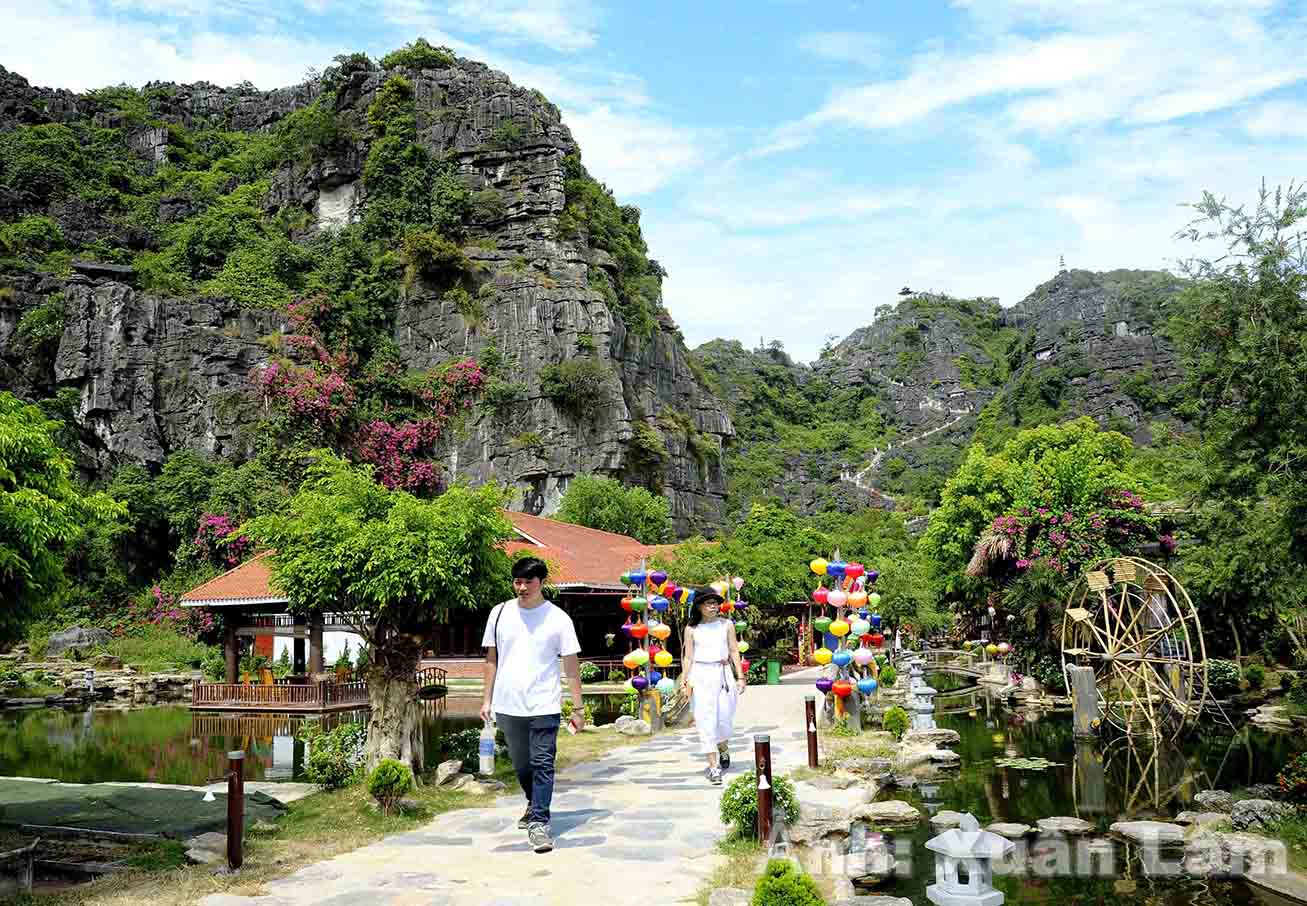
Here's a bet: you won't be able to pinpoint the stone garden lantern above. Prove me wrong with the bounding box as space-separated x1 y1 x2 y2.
911 682 938 731
925 813 1013 906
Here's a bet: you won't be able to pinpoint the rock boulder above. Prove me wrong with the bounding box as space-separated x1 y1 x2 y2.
45 627 111 658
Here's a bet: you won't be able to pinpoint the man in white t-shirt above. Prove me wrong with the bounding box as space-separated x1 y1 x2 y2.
481 556 583 853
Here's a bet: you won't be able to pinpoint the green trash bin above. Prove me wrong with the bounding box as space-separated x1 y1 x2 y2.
766 659 782 685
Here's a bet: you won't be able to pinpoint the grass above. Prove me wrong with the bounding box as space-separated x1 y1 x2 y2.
104 625 211 673
1259 812 1307 873
18 725 656 906
694 834 765 906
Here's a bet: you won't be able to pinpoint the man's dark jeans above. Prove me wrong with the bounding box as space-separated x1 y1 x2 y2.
496 712 560 824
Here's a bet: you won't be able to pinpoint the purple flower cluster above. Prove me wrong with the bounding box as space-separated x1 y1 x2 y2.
193 512 252 568
139 585 216 640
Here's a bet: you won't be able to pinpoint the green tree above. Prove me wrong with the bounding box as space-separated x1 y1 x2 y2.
242 453 512 770
1168 183 1307 653
555 474 671 544
0 392 124 638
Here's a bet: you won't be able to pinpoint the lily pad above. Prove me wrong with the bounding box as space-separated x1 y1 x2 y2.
995 756 1062 770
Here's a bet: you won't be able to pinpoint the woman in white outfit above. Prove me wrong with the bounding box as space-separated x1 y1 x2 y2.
678 586 746 785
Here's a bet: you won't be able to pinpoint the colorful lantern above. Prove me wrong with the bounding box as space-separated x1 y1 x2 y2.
870 612 882 628
649 670 663 684
620 597 633 613
860 634 874 646
650 622 671 641
733 576 745 590
630 570 647 587
620 621 634 637
813 647 834 665
654 650 674 668
810 558 829 575
828 589 848 608
735 599 748 610
620 571 632 586
630 596 648 613
997 642 1011 655
813 616 833 634
849 589 868 608
827 560 847 578
850 619 871 637
963 640 974 650
857 677 878 695
829 619 851 638
870 633 884 648
663 581 679 598
719 600 735 614
853 647 874 667
985 643 999 657
740 658 750 674
650 570 668 587
656 677 676 696
869 592 881 607
622 652 640 670
631 648 650 666
738 642 750 654
815 678 834 693
832 649 853 667
846 562 865 580
632 675 648 691
735 620 748 633
649 595 670 612
629 622 649 640
867 570 879 583
813 586 829 605
832 680 854 698
711 580 729 597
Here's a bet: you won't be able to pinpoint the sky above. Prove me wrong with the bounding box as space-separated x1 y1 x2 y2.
3 1 1306 361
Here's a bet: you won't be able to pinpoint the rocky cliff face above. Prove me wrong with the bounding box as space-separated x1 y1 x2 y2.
0 60 732 535
694 270 1187 514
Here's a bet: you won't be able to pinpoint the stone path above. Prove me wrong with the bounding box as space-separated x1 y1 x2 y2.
200 672 823 906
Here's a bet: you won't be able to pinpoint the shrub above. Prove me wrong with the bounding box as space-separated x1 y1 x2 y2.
607 668 625 683
367 758 415 814
746 659 767 685
470 187 505 222
540 359 610 414
882 706 909 739
1283 672 1296 693
490 121 525 151
402 229 469 283
297 720 367 790
0 215 65 258
752 858 825 906
15 294 65 352
1245 663 1266 690
1208 659 1242 697
1278 752 1307 804
579 661 603 683
560 698 596 724
439 726 505 773
878 665 897 688
720 770 800 836
380 38 456 71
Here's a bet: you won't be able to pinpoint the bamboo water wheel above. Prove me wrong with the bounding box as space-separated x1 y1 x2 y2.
1061 557 1209 738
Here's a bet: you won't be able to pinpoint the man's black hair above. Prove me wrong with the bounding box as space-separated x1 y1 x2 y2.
511 557 548 581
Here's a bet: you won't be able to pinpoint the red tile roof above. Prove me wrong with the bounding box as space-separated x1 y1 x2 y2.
182 510 671 606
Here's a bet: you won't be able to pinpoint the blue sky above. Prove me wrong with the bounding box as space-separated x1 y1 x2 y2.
5 0 1306 361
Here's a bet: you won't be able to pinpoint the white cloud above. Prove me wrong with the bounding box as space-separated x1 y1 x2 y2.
562 105 703 196
1244 99 1307 138
377 0 597 53
797 31 886 66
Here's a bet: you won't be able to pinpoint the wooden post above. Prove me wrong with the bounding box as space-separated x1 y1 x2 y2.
754 734 773 844
1068 664 1099 737
224 622 239 685
309 613 324 677
293 614 307 676
226 751 244 870
805 696 819 768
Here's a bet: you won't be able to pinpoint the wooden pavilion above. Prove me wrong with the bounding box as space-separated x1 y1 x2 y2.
181 510 675 708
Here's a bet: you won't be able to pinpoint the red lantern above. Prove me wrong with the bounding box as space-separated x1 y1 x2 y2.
740 658 750 674
813 586 829 605
620 597 633 613
663 582 679 598
845 562 865 580
629 623 649 640
860 633 874 645
832 680 854 698
870 633 884 648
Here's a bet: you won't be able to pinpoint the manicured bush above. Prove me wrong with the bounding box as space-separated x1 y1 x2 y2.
1245 663 1266 690
579 661 603 683
1278 751 1307 803
1208 659 1242 697
720 770 800 836
752 858 825 906
297 720 366 790
882 705 909 739
367 758 415 814
878 665 897 688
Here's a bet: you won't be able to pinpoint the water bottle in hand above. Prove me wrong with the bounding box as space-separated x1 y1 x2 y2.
478 720 495 775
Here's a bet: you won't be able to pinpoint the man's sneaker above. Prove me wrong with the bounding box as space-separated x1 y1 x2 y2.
527 822 553 853
517 808 531 830
708 767 722 785
718 749 730 770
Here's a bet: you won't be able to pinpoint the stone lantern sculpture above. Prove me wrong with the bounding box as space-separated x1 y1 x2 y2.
925 813 1013 906
911 680 938 731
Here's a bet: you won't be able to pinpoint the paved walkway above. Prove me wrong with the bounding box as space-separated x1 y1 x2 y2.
201 672 821 906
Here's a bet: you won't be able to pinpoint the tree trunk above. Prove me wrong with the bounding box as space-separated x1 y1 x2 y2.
364 625 424 774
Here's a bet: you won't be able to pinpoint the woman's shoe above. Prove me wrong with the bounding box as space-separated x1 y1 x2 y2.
718 749 730 770
708 766 722 785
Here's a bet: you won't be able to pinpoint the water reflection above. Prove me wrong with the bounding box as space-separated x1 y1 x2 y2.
0 694 628 785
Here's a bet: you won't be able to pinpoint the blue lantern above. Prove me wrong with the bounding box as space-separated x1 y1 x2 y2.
649 670 663 684
827 561 846 578
871 612 882 628
832 649 853 667
629 570 647 586
650 595 670 612
857 677 878 694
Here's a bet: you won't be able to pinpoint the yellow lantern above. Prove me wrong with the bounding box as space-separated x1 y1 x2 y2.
829 619 851 638
631 648 650 666
654 650 674 668
810 558 829 575
711 580 729 597
650 622 672 641
985 643 999 657
622 652 640 670
738 642 749 654
813 647 833 665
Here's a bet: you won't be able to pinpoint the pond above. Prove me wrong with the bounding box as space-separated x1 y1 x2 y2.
873 684 1305 906
0 694 628 785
